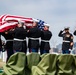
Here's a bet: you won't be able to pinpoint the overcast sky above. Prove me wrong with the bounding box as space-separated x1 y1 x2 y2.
0 0 76 47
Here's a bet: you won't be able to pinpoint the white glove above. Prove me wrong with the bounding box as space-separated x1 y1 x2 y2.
69 49 73 54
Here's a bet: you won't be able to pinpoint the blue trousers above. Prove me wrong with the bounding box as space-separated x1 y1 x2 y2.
14 49 27 54
30 48 38 53
62 50 70 54
40 50 49 55
14 50 20 53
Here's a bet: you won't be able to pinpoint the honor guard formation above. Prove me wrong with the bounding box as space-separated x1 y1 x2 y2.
0 20 76 62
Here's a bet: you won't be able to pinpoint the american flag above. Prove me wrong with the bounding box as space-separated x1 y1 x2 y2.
0 14 47 32
37 19 46 30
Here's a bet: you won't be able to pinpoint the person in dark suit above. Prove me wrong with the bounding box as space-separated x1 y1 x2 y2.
1 30 14 61
58 27 73 54
7 21 27 53
27 21 41 53
40 24 52 54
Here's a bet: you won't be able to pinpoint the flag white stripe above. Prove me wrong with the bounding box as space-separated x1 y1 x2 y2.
0 15 4 18
5 17 33 22
0 22 17 29
2 14 8 23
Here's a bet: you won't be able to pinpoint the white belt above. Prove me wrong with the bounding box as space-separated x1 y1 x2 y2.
14 38 25 41
6 40 13 42
29 37 39 40
63 40 70 43
24 39 26 41
41 40 49 42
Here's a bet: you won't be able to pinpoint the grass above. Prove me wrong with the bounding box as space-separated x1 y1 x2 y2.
0 59 6 69
0 59 6 74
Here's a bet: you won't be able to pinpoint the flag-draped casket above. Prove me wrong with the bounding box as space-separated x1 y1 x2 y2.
0 14 46 32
